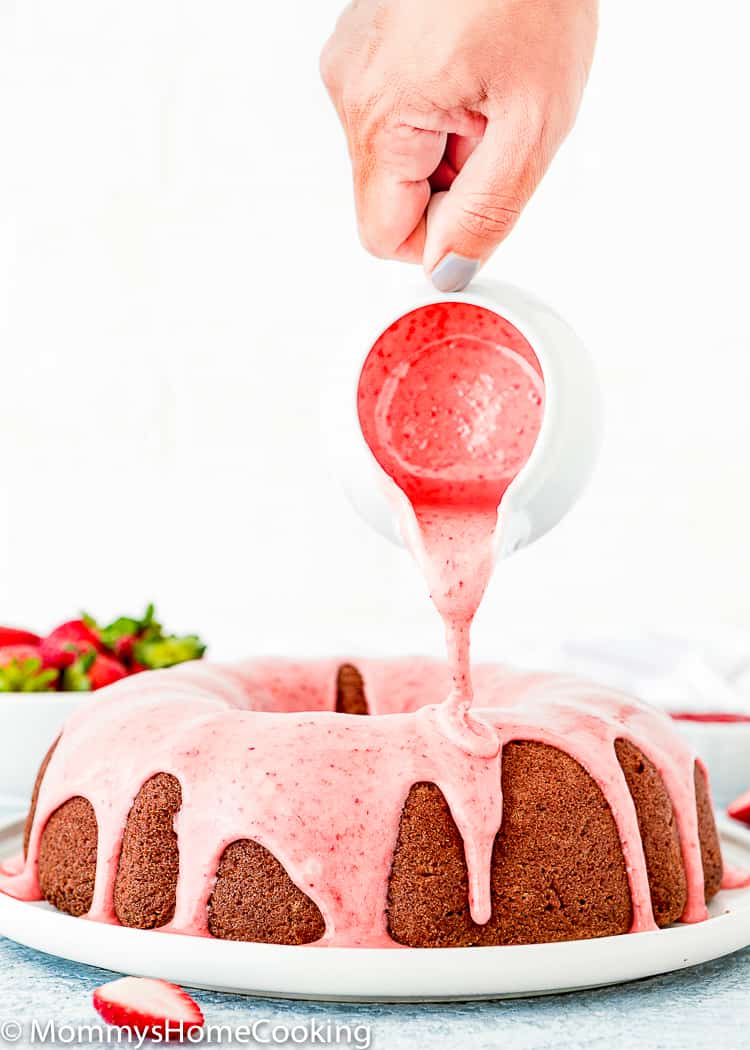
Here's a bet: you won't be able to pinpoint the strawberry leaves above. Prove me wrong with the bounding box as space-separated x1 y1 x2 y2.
0 657 59 693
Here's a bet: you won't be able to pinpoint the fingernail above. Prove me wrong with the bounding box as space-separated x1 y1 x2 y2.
430 254 480 293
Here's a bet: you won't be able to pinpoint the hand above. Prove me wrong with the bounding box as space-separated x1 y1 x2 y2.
321 0 597 290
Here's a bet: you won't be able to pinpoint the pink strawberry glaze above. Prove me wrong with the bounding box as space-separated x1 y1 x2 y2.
357 303 544 757
721 864 750 890
672 712 750 724
0 658 715 942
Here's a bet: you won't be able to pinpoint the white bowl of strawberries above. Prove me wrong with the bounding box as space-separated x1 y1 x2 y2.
0 606 206 804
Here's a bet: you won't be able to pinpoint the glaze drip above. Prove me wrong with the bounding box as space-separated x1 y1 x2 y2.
357 303 545 753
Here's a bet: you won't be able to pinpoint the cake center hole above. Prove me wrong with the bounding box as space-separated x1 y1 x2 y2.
335 664 370 715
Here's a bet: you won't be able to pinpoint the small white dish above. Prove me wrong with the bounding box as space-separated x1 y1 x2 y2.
0 693 85 804
672 719 750 808
1 819 749 1001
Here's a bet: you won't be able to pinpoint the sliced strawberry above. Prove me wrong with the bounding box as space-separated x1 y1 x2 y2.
92 977 204 1040
0 627 40 647
40 620 101 669
728 789 750 826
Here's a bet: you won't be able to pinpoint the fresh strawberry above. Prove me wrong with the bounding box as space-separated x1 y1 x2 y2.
88 653 128 690
40 620 101 669
92 977 204 1040
134 634 206 670
728 789 750 827
62 650 127 691
85 604 207 672
0 627 40 647
0 647 58 692
0 644 41 667
96 604 159 654
60 650 96 691
113 634 136 663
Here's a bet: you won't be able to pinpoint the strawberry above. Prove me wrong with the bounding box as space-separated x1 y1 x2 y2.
0 647 59 692
113 634 136 663
88 653 128 690
92 977 204 1040
728 789 750 827
96 604 159 653
86 604 207 672
62 650 127 691
0 644 42 667
60 650 96 691
134 634 206 670
40 619 101 669
0 627 40 647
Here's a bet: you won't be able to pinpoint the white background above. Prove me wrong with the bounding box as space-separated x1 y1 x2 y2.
0 1 748 663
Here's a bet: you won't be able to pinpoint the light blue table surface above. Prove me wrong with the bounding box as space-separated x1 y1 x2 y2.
1 806 748 1049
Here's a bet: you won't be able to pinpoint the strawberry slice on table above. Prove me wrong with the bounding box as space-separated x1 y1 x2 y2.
40 619 101 669
92 977 204 1040
728 789 750 827
0 627 40 647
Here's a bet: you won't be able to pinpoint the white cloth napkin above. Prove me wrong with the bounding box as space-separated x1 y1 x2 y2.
528 629 750 715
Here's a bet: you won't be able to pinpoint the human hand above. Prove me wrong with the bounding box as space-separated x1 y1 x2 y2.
321 0 597 290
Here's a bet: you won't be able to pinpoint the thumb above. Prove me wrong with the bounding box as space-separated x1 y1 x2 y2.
351 124 447 263
424 117 544 291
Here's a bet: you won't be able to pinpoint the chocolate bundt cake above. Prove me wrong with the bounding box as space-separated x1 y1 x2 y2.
1 659 723 947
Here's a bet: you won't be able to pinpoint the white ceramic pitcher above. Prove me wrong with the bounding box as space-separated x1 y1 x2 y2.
324 279 602 560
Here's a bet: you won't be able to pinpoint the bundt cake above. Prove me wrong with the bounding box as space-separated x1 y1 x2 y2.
0 657 724 947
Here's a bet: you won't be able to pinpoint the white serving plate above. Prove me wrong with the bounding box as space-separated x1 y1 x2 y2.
1 817 750 1001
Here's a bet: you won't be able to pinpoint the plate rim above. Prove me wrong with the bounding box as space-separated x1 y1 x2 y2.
1 819 750 1001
